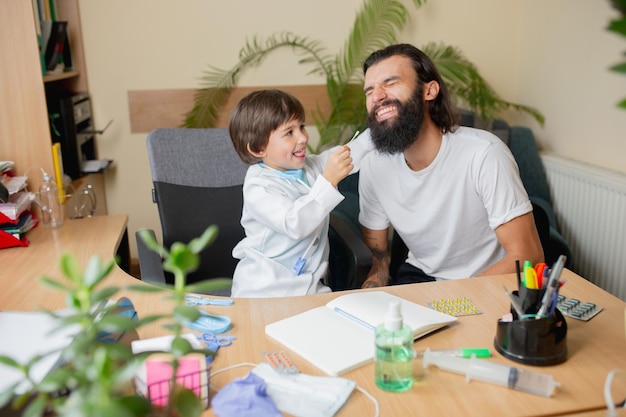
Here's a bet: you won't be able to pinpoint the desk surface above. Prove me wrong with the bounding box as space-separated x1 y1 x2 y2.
2 215 625 417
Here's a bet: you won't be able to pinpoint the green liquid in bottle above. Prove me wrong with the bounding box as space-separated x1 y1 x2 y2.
375 336 414 392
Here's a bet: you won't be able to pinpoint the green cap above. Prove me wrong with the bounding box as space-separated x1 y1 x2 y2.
460 348 491 358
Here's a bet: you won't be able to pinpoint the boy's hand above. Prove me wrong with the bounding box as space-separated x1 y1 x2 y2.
322 145 353 187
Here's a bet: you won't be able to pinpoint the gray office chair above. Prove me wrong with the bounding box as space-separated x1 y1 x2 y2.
136 128 371 294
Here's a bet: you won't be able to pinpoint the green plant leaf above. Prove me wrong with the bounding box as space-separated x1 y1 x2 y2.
174 305 201 323
126 283 169 292
96 315 142 335
610 61 626 73
170 385 204 417
84 256 116 289
22 394 48 417
59 253 82 284
185 278 233 294
0 354 22 369
134 314 163 328
91 287 120 304
171 335 194 357
38 276 71 292
607 15 626 36
0 383 19 408
137 229 165 254
164 242 200 275
116 395 153 417
188 225 219 254
37 366 73 393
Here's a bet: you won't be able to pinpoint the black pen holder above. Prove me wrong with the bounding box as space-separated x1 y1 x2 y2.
494 289 568 366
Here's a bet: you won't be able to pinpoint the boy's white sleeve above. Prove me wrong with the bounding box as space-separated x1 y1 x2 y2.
347 129 374 173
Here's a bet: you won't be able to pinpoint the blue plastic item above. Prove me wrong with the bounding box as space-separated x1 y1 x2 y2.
183 309 231 334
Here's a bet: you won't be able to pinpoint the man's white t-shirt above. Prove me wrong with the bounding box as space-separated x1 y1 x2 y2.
358 126 531 279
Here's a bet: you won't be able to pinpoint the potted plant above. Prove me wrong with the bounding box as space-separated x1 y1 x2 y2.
182 0 544 153
0 226 231 417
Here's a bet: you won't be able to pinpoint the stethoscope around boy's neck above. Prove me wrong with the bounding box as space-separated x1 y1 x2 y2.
258 162 310 187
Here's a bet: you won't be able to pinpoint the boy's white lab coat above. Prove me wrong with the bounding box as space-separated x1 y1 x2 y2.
231 132 373 297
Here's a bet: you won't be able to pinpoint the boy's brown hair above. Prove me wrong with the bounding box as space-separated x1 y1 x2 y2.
229 89 306 164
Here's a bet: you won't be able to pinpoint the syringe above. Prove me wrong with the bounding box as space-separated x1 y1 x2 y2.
422 349 560 397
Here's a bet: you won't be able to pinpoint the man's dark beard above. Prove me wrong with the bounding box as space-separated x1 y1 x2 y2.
367 84 424 155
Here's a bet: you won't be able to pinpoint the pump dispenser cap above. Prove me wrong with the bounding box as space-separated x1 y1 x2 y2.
384 300 403 331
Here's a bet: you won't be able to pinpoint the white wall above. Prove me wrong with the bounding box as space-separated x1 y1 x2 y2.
78 0 625 258
515 0 625 172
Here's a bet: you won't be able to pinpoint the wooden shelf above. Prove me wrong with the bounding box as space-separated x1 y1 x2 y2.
43 70 79 83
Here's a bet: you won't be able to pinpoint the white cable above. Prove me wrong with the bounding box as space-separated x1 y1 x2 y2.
208 362 257 393
605 369 626 417
355 384 380 417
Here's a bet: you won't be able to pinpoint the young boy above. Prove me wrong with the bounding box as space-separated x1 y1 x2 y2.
228 89 372 297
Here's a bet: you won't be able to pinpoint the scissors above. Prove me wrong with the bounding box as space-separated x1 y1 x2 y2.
185 294 234 306
199 333 236 352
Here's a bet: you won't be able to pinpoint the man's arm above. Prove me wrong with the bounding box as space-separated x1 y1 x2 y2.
361 226 391 288
477 212 544 276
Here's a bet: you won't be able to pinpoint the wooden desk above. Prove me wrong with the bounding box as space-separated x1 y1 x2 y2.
2 215 625 417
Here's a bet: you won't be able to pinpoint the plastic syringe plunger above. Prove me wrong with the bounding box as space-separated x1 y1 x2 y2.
422 350 560 397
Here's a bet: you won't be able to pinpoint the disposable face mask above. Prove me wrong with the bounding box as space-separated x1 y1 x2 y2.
251 363 356 417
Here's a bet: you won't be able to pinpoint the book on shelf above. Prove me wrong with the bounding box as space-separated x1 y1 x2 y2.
265 291 457 376
43 20 69 73
0 161 14 173
0 192 35 223
31 0 47 75
1 175 28 195
0 211 37 239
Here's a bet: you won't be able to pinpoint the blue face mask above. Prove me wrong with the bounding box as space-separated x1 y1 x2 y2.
259 162 308 185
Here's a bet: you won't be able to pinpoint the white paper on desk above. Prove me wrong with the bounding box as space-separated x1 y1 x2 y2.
0 310 79 394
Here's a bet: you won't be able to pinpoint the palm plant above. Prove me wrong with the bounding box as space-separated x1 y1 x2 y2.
183 0 544 153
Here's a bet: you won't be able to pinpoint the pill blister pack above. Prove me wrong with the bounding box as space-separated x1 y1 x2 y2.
263 350 299 374
428 297 482 317
556 294 603 321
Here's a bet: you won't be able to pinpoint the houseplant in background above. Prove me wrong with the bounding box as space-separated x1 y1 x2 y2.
608 0 626 108
0 226 230 417
183 0 544 153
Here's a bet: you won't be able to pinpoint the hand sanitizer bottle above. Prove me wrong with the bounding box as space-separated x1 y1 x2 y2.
39 172 64 227
375 299 413 392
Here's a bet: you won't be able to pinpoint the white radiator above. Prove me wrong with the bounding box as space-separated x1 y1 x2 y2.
541 154 626 301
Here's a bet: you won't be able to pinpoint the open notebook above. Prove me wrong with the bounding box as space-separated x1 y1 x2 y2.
265 291 457 376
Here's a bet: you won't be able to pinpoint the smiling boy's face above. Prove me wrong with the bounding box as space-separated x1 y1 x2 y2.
252 118 309 171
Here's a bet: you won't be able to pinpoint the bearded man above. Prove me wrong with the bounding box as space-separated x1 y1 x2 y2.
357 44 543 288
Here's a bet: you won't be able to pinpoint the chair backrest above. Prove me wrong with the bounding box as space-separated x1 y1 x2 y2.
146 128 249 284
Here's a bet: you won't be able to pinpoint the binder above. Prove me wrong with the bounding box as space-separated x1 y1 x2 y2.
43 20 68 72
52 143 66 203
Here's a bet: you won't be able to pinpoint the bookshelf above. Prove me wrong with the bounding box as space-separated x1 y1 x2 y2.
0 0 106 215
